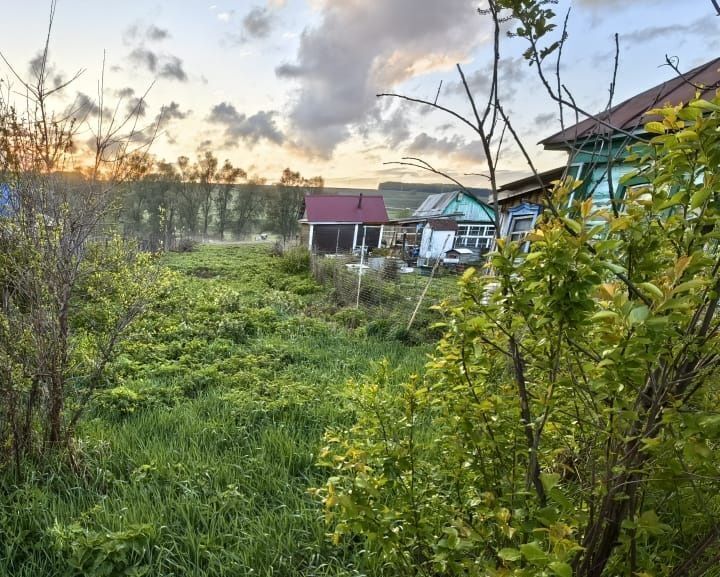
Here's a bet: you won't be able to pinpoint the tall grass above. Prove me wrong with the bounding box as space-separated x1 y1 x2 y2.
0 244 432 576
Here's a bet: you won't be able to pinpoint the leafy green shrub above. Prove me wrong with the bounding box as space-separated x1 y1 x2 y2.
94 387 146 417
51 522 156 577
333 307 367 329
366 317 393 338
279 247 311 274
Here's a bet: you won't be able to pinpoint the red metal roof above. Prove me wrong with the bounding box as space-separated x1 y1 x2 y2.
303 194 389 223
541 57 720 148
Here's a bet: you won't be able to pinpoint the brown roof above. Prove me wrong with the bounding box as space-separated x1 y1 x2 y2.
541 57 720 149
497 166 566 203
427 219 458 231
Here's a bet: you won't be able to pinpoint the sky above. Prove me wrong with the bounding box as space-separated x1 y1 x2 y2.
0 0 717 188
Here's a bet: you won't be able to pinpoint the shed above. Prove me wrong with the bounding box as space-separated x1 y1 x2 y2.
443 247 474 264
418 219 457 267
299 194 389 254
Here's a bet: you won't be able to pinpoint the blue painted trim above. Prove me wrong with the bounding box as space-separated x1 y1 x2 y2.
501 202 542 236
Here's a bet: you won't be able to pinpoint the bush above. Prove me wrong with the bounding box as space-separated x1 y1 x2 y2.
174 238 198 253
94 386 146 417
279 247 311 274
51 522 156 577
333 307 367 329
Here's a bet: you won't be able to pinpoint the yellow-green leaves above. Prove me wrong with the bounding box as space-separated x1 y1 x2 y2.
645 121 667 134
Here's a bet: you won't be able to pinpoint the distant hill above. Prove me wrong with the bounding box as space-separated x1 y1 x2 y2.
222 183 490 220
379 181 490 197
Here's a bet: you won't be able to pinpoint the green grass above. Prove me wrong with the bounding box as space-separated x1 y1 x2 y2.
0 244 436 577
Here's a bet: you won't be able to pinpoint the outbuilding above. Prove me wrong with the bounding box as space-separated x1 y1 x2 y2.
299 194 389 254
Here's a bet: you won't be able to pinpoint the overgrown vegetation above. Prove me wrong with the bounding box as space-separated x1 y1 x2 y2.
0 245 433 576
315 97 720 576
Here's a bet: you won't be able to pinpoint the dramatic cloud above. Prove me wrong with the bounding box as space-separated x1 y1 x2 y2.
128 101 190 146
447 56 528 99
243 6 273 39
208 102 284 147
381 108 411 147
276 0 487 156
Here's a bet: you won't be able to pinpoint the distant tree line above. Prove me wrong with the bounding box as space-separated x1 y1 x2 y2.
117 152 323 247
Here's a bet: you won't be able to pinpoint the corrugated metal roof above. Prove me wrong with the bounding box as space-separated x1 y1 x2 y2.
413 191 457 217
541 57 720 148
304 194 388 223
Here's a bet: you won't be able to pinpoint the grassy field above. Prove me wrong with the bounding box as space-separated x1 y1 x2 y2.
0 245 445 577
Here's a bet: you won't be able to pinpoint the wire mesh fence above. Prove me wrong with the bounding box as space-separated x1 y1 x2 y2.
310 251 458 341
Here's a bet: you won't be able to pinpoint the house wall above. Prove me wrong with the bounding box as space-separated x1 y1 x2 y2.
418 228 455 267
307 224 383 254
312 224 357 253
441 193 495 222
566 137 642 208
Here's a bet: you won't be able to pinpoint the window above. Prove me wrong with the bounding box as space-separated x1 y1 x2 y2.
456 224 496 250
508 216 534 243
582 165 635 211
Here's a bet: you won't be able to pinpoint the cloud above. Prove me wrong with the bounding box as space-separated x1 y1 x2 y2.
447 56 528 99
116 87 135 99
146 25 170 41
127 101 189 146
406 132 486 163
533 112 556 128
130 48 158 72
275 0 488 156
159 102 189 122
381 108 411 147
124 23 187 82
128 48 187 82
208 102 284 147
27 50 64 87
621 16 720 47
242 6 274 39
127 97 148 118
74 92 101 116
159 56 187 81
123 23 171 43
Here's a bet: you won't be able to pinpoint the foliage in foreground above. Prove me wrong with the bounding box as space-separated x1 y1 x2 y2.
315 98 720 576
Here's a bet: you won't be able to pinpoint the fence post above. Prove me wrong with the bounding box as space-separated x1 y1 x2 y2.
355 225 367 309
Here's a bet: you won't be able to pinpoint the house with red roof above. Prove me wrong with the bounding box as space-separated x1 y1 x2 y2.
299 194 389 254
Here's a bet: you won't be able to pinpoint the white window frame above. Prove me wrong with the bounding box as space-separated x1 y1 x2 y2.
456 224 496 250
507 215 534 244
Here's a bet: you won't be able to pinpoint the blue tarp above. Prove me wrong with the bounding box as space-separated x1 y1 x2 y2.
0 183 13 217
